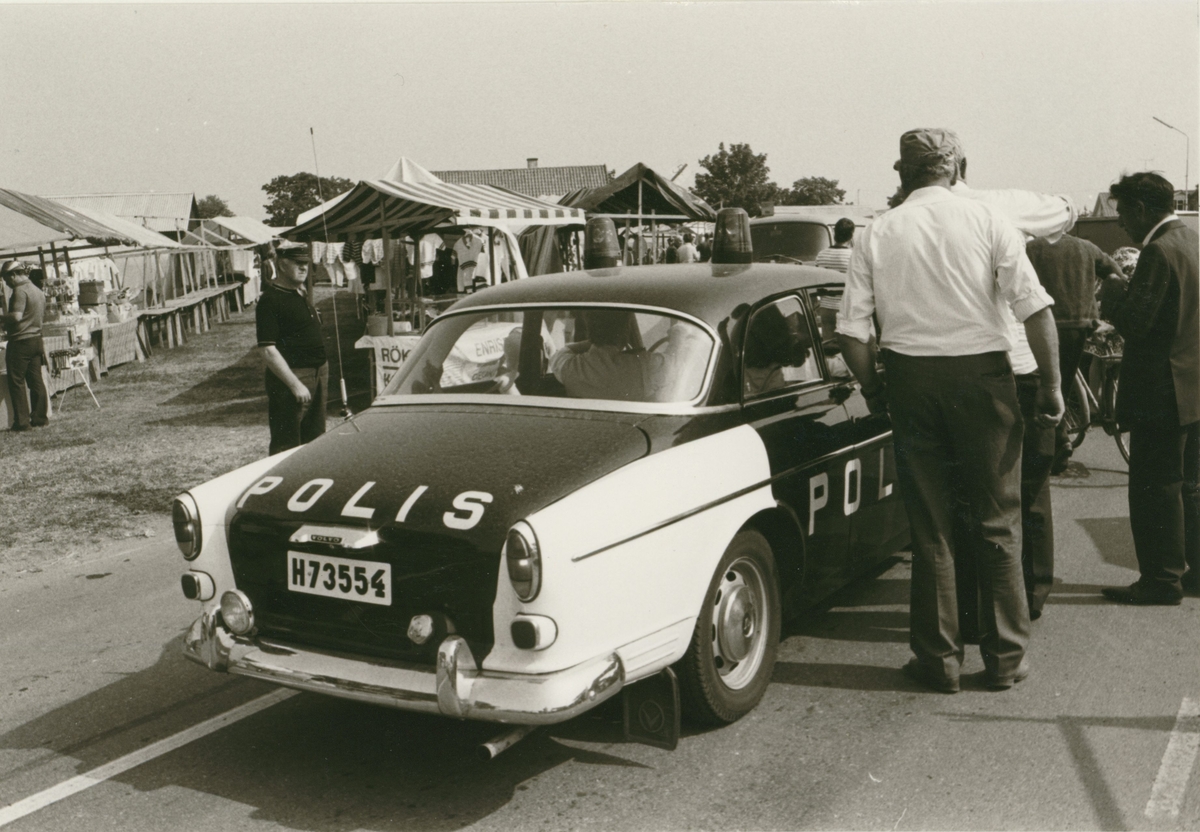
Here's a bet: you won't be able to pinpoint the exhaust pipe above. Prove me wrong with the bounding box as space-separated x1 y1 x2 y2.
478 724 537 761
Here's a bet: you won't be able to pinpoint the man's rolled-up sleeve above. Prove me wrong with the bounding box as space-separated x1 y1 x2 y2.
835 237 876 344
993 218 1053 322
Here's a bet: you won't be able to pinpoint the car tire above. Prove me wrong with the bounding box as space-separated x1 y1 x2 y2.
675 529 781 725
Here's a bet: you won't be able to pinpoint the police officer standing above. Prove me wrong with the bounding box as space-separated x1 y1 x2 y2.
837 129 1064 693
256 242 328 455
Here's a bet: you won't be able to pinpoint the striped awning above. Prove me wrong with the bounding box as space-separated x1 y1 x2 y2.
287 179 587 241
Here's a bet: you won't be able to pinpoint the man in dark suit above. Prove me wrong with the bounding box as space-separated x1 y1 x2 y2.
1100 172 1200 604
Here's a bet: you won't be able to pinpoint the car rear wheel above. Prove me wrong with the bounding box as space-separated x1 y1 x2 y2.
675 529 781 725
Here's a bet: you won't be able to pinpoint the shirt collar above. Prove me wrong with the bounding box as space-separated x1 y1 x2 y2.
1142 214 1179 247
902 185 957 206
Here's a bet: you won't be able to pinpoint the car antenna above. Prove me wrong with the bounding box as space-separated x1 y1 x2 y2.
309 126 352 419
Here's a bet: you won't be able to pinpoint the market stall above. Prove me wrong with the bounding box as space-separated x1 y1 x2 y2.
519 162 716 275
0 189 183 426
287 162 586 333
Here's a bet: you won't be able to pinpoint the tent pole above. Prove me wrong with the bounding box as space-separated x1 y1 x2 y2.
415 233 425 331
637 180 644 263
651 210 657 264
488 229 496 287
36 245 47 276
155 253 164 307
379 195 394 337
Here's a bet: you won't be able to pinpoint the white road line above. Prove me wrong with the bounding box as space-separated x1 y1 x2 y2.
0 688 298 828
1145 697 1200 819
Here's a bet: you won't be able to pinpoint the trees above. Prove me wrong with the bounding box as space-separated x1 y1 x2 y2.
693 144 846 216
196 194 234 219
262 172 356 226
778 176 845 206
693 143 779 218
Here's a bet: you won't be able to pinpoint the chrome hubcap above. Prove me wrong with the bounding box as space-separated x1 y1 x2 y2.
709 557 768 690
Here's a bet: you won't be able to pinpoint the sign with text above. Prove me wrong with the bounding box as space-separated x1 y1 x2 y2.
355 334 423 396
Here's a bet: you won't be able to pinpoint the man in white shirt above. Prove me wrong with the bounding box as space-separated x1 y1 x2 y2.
836 128 1064 694
942 131 1078 625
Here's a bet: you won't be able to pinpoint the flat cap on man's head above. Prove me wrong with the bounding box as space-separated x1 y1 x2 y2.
1 259 31 277
894 128 960 170
275 241 311 263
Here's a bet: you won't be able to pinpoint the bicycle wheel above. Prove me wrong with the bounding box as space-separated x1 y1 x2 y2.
1063 371 1090 449
1105 375 1131 463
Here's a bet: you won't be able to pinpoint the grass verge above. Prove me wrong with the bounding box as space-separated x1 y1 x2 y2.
0 284 369 574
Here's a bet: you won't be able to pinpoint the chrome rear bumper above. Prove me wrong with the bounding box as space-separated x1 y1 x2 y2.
183 611 623 725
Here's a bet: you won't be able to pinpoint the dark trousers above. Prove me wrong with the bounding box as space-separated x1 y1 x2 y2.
1016 373 1056 612
1128 415 1199 596
882 350 1029 681
5 335 49 430
266 363 328 456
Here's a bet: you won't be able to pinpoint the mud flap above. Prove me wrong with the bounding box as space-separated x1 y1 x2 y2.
622 667 680 751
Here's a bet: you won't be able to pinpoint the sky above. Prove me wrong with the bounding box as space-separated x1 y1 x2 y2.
1 1 1196 219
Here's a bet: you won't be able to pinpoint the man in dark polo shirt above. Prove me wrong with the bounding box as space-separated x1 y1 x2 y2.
256 242 328 455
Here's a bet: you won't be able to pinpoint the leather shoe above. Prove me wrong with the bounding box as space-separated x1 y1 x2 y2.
985 658 1031 691
901 658 959 694
1100 582 1182 606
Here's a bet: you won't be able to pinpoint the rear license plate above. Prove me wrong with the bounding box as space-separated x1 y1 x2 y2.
287 552 392 606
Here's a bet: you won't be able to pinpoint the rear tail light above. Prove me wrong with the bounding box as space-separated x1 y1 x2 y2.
172 494 202 560
505 521 541 602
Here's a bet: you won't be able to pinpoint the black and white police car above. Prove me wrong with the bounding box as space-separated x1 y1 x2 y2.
173 212 909 749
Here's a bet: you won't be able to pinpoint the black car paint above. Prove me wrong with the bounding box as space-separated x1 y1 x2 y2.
228 406 650 664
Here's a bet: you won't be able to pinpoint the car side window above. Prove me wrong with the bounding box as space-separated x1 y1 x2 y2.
805 286 853 379
742 296 822 398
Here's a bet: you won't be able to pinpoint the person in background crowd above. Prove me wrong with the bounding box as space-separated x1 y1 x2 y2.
814 218 856 273
2 260 49 431
27 268 44 291
624 232 641 266
256 242 329 455
677 231 700 263
697 233 713 262
1025 233 1124 473
938 131 1077 625
665 236 680 264
837 128 1063 693
1099 172 1200 603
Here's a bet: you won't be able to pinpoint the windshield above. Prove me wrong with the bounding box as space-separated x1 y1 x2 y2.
750 222 831 262
379 306 715 405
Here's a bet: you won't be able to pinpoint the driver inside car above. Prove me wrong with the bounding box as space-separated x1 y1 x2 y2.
549 309 683 402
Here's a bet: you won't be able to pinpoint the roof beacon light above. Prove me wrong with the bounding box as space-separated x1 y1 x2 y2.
584 217 622 269
712 207 753 265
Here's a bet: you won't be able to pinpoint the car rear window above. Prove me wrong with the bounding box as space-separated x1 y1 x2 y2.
379 306 714 404
750 222 831 263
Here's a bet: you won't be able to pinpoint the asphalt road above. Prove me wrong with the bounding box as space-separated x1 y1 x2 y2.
1 431 1197 831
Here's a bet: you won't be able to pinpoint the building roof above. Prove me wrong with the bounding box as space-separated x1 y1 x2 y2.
431 165 612 199
43 192 199 233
